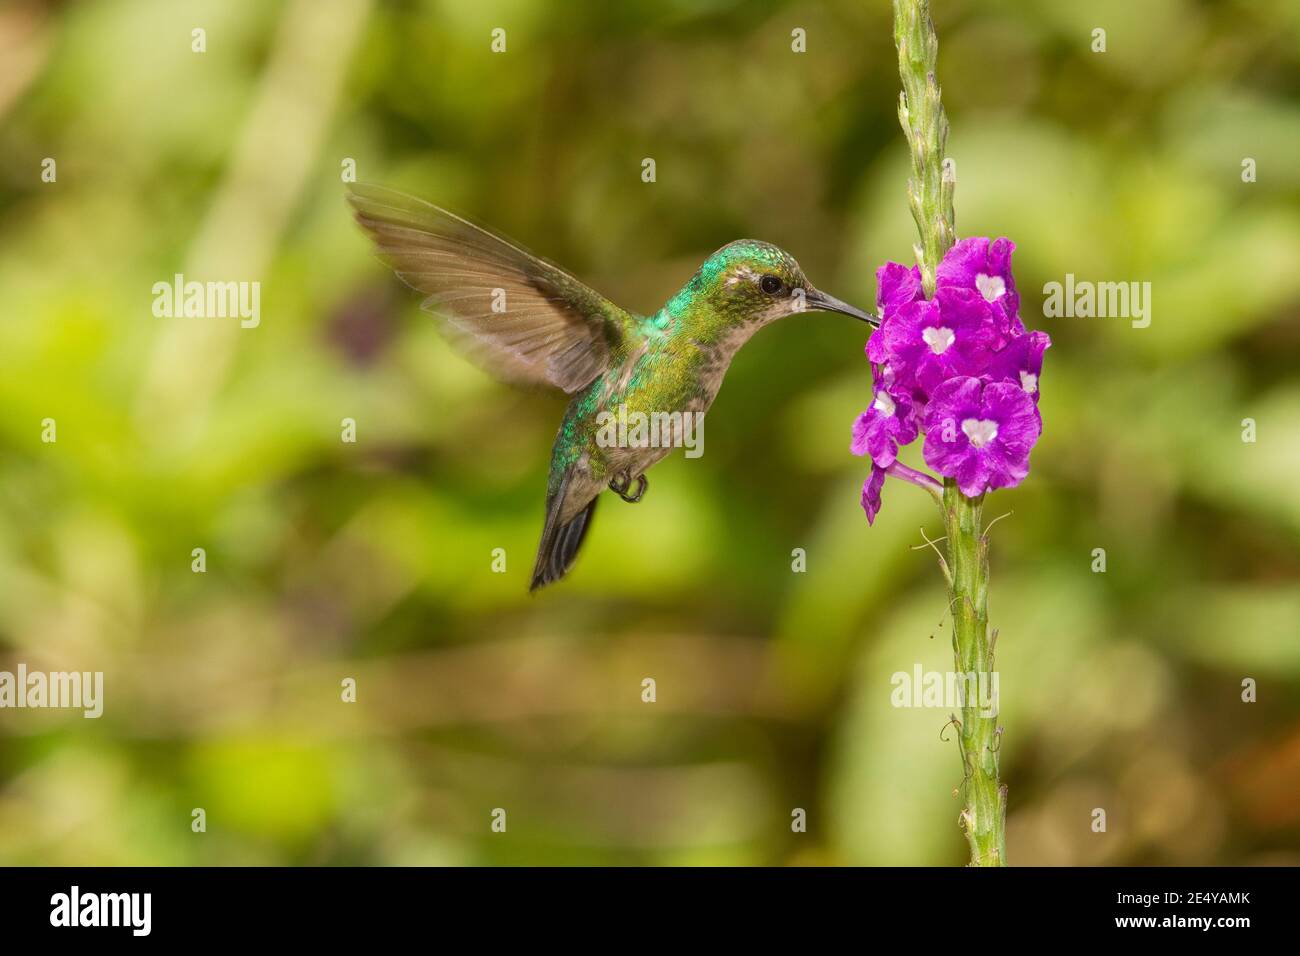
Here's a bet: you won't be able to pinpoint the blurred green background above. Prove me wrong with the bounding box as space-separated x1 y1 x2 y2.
1 0 1298 866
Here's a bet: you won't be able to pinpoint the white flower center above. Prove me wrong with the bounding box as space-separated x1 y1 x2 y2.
922 326 955 355
872 392 896 417
962 418 998 448
1020 370 1038 394
976 273 1005 302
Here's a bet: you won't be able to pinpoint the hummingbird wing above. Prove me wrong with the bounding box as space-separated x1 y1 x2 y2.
347 183 631 394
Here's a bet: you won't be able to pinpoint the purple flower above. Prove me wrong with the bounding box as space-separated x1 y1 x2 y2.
866 260 926 370
876 261 924 318
871 287 996 395
851 386 919 468
854 236 1047 522
922 377 1042 497
987 329 1051 404
860 464 886 525
936 237 1023 348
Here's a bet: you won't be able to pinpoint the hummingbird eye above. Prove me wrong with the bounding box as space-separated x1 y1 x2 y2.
759 274 784 295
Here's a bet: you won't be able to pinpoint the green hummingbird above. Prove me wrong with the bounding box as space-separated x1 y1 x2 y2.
347 183 877 591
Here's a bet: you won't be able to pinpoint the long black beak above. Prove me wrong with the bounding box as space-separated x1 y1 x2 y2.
805 288 879 327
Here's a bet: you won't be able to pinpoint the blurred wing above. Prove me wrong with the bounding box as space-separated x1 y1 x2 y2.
347 183 630 393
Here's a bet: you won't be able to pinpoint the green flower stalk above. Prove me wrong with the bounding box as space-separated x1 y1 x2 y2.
895 0 1006 869
850 0 1048 866
941 483 1006 866
894 0 955 299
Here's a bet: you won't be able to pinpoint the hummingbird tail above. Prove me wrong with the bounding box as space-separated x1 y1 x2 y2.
530 489 597 592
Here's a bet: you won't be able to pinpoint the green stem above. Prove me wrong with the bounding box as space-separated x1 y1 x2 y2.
893 0 955 294
941 482 1006 865
893 0 1007 865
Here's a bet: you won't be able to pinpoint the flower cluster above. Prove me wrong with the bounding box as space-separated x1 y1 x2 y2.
851 237 1050 523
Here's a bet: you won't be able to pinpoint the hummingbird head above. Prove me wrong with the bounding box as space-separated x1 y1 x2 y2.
682 240 878 336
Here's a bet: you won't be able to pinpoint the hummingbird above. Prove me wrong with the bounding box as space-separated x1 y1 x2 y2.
347 183 877 591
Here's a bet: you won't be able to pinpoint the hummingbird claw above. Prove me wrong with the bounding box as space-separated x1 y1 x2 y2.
609 473 647 503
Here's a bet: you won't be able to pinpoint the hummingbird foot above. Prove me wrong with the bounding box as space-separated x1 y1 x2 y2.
609 472 647 503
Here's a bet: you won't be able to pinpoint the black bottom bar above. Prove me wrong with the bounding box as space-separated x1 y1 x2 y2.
0 865 1281 942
